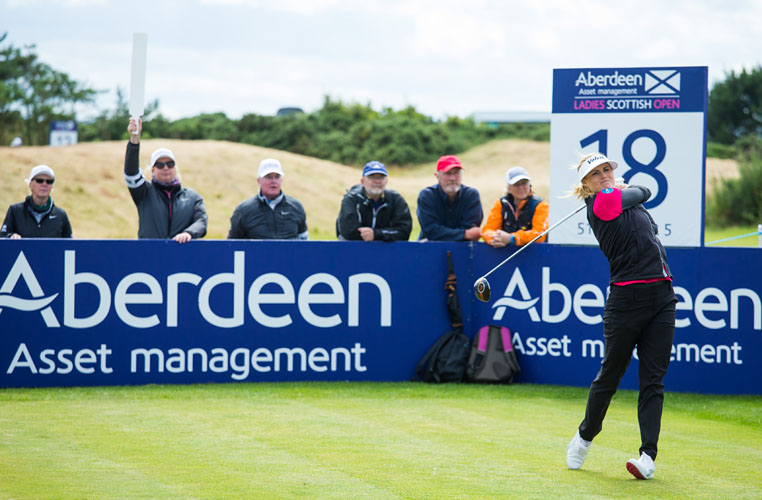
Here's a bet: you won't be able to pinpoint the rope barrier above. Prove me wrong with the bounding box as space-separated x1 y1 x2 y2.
706 224 762 246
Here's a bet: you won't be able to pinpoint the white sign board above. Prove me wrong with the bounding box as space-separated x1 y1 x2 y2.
49 120 78 146
549 67 708 247
129 33 148 121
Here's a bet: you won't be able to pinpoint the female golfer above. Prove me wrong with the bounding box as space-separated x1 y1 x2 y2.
565 153 676 480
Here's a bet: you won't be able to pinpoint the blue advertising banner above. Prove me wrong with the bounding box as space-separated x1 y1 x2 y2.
471 244 760 395
552 66 707 114
1 241 760 394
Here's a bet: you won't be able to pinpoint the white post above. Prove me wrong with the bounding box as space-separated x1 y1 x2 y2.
758 224 761 248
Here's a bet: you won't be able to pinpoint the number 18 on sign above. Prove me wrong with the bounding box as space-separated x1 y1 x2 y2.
549 66 708 247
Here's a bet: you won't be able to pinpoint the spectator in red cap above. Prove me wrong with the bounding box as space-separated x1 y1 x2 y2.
416 155 483 241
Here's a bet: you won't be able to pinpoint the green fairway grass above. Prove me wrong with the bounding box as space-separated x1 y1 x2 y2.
1 382 760 499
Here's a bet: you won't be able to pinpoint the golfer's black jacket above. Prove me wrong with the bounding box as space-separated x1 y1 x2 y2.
585 186 672 284
1 198 72 238
336 185 412 241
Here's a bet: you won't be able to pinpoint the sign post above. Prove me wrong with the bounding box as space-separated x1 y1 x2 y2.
548 67 708 247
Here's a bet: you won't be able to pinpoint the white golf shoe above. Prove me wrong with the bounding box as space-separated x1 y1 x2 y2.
626 452 655 480
566 431 591 469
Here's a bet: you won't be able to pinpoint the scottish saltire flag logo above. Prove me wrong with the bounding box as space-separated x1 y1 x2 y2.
645 70 680 94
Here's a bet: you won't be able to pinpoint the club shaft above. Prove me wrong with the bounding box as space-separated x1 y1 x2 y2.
482 204 586 279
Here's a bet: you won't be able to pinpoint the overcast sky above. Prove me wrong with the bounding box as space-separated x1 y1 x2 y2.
4 0 762 120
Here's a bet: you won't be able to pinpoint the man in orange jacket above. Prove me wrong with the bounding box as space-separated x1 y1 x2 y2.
481 166 549 247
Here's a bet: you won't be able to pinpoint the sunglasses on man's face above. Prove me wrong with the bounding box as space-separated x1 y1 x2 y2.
154 160 175 169
33 178 54 185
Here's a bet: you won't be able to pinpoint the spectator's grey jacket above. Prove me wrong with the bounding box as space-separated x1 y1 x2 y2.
228 192 308 240
124 142 207 239
336 184 412 241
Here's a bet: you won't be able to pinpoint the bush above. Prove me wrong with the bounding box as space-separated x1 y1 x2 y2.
706 141 736 159
706 155 762 227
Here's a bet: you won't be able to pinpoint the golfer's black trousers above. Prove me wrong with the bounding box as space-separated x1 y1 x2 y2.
578 280 676 460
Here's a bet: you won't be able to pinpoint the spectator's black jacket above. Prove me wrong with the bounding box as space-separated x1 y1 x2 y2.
336 185 412 241
1 198 72 238
228 192 308 240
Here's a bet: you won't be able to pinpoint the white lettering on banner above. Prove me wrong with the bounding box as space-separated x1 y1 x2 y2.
3 252 758 332
676 286 762 330
631 341 743 365
348 274 392 327
64 250 111 328
198 251 245 328
542 267 571 323
248 273 295 328
0 252 60 327
6 343 113 374
115 273 163 328
582 339 605 358
298 273 344 328
574 71 643 87
511 332 572 357
0 251 392 329
130 343 367 380
167 273 202 327
490 267 761 331
491 268 540 321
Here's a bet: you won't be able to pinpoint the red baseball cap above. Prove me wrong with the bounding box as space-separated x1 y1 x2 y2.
436 155 463 173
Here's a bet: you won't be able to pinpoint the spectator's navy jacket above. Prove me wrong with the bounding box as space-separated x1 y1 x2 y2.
1 197 72 238
586 185 672 284
228 192 308 240
124 142 207 239
336 184 412 241
416 184 483 241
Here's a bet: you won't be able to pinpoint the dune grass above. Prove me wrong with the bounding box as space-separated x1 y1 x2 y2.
1 382 760 499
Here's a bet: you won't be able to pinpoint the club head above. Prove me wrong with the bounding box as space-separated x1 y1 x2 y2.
473 277 491 302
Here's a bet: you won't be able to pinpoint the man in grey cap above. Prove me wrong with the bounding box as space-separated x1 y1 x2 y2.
228 158 309 240
1 164 72 238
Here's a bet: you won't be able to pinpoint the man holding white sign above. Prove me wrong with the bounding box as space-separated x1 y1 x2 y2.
124 118 208 242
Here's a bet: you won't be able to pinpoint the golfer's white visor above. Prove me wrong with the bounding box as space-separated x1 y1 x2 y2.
578 154 618 182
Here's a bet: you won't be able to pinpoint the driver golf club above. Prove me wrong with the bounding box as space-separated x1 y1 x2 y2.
474 204 586 302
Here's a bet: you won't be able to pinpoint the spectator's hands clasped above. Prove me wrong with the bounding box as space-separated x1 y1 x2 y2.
358 227 375 241
490 229 514 247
